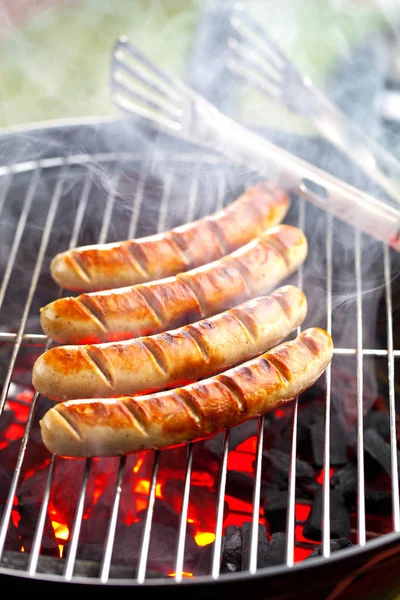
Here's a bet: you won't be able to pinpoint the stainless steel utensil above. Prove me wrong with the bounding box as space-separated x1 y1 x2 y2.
111 36 400 251
228 2 400 204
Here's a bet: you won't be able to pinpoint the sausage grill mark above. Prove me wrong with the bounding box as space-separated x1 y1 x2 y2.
122 243 149 278
119 400 149 435
228 312 256 344
49 181 290 292
140 338 170 376
55 408 83 442
68 253 91 285
77 296 108 333
83 347 115 388
39 329 333 457
181 327 211 362
175 388 204 426
34 285 308 401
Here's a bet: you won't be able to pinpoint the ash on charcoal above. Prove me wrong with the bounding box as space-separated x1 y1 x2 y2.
262 449 315 491
16 468 60 555
0 549 166 579
332 462 393 515
137 498 194 535
307 538 353 559
268 412 310 457
309 412 348 467
241 523 286 570
0 435 50 478
0 465 11 503
364 428 395 480
225 470 274 503
0 505 20 552
302 487 351 542
17 459 91 523
331 462 357 495
17 503 59 556
364 410 390 440
65 519 110 547
220 525 242 573
263 486 288 534
76 521 205 574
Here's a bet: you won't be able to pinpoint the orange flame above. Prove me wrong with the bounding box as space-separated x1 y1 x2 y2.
133 456 144 473
194 531 215 546
51 520 69 558
168 571 193 578
134 479 163 498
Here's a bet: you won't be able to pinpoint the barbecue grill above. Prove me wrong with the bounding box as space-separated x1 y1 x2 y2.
0 116 400 598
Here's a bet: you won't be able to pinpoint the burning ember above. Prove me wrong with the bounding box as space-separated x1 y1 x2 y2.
50 517 69 558
0 366 396 579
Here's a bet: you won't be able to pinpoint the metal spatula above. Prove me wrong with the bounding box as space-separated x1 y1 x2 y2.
110 36 400 251
228 2 400 205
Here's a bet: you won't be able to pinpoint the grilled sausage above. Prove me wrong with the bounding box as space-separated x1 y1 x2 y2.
40 224 307 344
40 327 333 457
50 181 289 292
33 285 307 400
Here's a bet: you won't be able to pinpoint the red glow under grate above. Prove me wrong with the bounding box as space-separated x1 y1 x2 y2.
1 387 339 570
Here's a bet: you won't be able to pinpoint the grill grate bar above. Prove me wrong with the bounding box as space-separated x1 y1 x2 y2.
0 169 13 219
0 163 97 563
333 348 398 356
67 163 137 581
0 151 228 180
211 429 230 579
322 214 333 557
28 455 56 574
136 451 160 583
64 458 93 581
174 444 194 582
383 245 400 531
355 229 366 546
0 329 396 358
0 141 398 586
285 198 305 567
173 160 205 582
100 456 127 583
249 415 265 574
0 333 48 344
68 172 92 248
98 165 122 244
0 166 65 420
0 390 41 558
0 168 40 311
285 399 299 567
16 164 110 576
127 162 147 239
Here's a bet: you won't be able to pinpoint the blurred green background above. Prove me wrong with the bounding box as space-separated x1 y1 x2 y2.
0 3 399 599
0 0 394 131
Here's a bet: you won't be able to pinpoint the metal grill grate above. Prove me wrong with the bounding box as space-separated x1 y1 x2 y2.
0 123 399 588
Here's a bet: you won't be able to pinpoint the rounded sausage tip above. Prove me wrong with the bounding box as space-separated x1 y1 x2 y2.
33 285 308 401
40 327 333 457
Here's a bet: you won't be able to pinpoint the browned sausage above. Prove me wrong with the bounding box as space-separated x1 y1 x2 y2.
33 285 307 400
50 181 289 292
39 328 333 457
40 224 307 344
